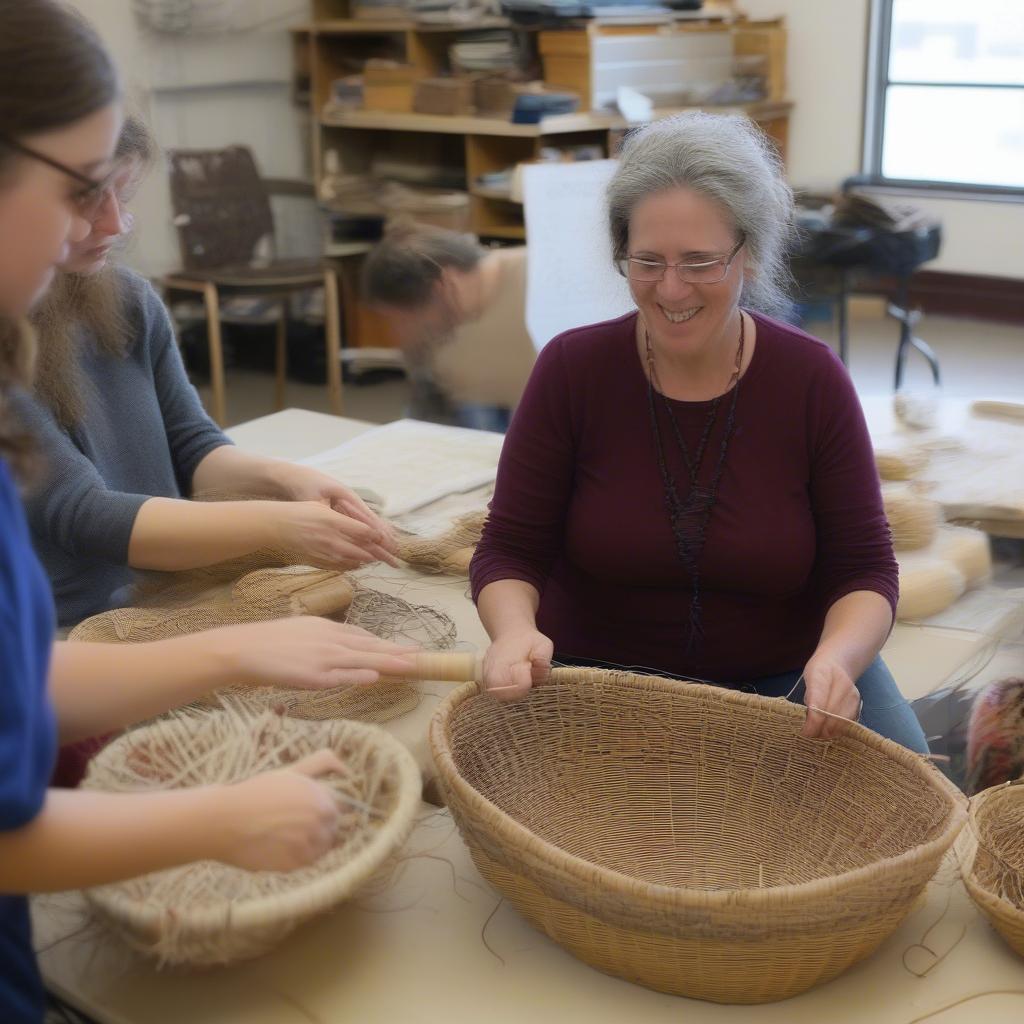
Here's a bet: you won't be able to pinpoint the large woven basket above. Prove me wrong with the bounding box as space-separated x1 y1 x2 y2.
958 782 1024 957
83 706 421 967
430 668 966 1003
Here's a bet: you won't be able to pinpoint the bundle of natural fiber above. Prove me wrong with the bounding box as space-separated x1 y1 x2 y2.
895 554 966 621
397 510 487 576
934 525 993 588
72 567 357 643
70 566 458 724
958 782 1024 958
882 486 941 551
430 668 966 1004
971 400 1024 422
876 446 930 481
82 704 421 967
893 524 992 621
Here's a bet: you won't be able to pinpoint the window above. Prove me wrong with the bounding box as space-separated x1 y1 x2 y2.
865 0 1024 193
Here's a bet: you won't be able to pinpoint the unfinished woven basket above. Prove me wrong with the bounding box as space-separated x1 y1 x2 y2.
958 782 1024 958
430 668 966 1004
83 705 421 967
69 565 459 725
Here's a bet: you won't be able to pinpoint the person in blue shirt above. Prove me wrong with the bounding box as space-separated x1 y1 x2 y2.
0 5 418 1021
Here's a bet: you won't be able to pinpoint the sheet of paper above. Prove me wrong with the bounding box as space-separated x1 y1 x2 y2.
393 484 493 538
523 160 634 352
299 418 503 517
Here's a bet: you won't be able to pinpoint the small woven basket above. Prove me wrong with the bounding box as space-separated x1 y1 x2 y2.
430 668 966 1004
68 566 454 725
958 782 1024 958
83 706 421 967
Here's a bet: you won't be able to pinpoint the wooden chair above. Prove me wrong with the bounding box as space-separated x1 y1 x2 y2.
163 145 342 425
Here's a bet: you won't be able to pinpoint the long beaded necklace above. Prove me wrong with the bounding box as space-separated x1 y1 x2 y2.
644 313 745 653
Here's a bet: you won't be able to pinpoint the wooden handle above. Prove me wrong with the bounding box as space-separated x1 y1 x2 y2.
971 400 1024 421
294 576 356 617
379 651 480 686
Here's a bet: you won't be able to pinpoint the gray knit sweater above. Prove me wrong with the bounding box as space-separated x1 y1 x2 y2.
12 269 230 626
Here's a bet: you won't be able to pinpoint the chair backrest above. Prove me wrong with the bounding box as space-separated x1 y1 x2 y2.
167 146 275 271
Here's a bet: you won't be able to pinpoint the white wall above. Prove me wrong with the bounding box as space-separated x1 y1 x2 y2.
743 0 1024 278
72 1 311 277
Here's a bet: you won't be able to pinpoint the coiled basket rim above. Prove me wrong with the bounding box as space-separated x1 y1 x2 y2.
430 667 967 911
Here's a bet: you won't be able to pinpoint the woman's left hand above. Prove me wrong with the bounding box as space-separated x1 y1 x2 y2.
800 654 862 740
274 464 400 565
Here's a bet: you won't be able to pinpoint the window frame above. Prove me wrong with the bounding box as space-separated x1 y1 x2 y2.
863 0 1024 198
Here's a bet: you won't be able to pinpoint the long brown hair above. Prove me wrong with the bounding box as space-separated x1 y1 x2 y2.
30 115 156 429
0 0 119 472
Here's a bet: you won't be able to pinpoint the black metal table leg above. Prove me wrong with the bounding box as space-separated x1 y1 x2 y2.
892 277 940 391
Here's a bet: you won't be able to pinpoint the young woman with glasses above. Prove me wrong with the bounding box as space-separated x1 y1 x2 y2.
471 112 927 755
6 113 399 631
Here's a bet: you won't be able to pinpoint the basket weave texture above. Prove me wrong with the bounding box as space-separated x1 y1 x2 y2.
69 566 434 724
83 707 421 967
959 783 1024 958
430 668 966 1003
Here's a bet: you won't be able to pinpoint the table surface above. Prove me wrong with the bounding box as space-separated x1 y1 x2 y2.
862 394 1024 538
33 408 1024 1024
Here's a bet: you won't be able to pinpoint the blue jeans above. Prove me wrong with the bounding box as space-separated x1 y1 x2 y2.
455 403 510 433
738 656 929 754
556 654 929 754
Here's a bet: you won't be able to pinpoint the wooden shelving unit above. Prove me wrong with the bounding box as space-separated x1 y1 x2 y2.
293 2 792 346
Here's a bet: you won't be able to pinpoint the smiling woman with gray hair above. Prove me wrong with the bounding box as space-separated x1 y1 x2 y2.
607 112 795 319
470 111 928 755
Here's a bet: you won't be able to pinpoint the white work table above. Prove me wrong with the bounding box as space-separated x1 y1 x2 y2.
33 409 1024 1024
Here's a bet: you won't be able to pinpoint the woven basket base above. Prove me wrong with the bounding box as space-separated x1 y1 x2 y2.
469 843 908 1004
961 861 1024 959
432 672 966 1004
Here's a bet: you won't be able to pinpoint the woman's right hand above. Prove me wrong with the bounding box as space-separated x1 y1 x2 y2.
481 629 553 701
263 500 399 570
214 750 346 872
211 617 420 690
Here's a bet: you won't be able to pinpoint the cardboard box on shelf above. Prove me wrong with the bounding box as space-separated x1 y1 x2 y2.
413 77 476 117
363 61 419 112
473 76 543 118
380 183 472 233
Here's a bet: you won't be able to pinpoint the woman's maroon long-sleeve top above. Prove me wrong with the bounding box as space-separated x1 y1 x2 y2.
470 310 897 683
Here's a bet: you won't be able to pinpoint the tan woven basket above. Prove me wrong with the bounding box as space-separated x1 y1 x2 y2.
958 782 1024 958
83 706 421 967
430 668 966 1003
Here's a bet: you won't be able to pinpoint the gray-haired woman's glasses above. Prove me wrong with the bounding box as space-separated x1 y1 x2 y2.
617 235 745 285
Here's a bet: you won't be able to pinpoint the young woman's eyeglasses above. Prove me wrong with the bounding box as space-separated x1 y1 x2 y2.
617 235 746 285
0 134 113 217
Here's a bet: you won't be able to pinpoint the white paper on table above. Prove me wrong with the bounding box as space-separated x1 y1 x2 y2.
393 485 493 538
298 418 504 517
523 160 634 352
